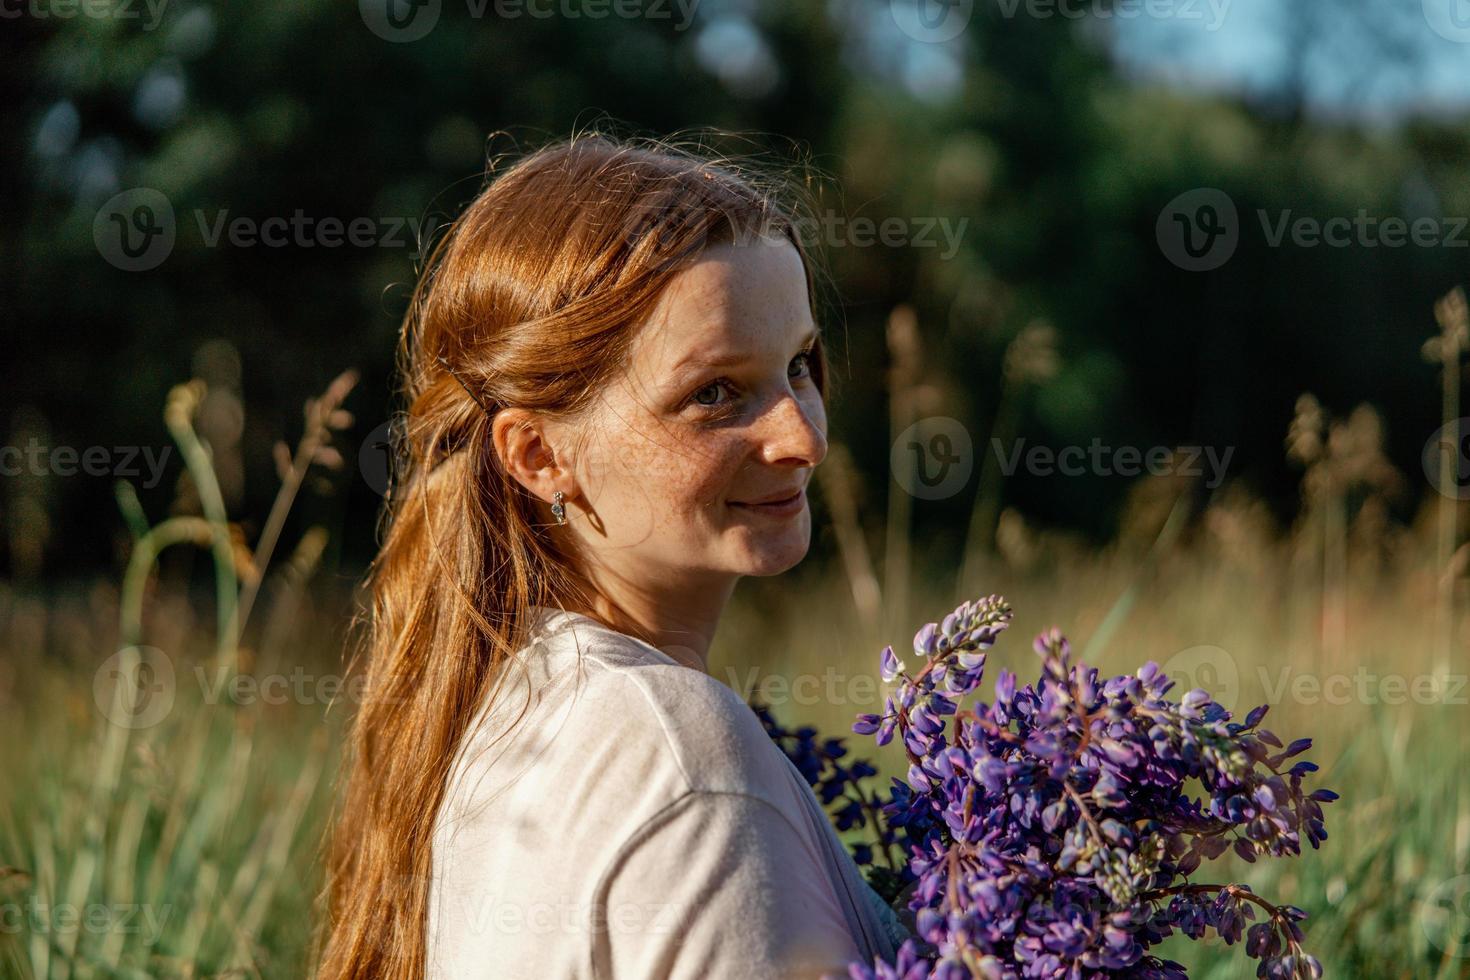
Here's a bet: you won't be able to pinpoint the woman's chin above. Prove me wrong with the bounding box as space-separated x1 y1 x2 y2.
728 529 811 576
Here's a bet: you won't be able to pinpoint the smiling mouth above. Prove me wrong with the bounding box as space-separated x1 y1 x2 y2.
729 488 806 513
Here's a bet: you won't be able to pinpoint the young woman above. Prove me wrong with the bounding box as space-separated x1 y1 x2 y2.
317 132 908 978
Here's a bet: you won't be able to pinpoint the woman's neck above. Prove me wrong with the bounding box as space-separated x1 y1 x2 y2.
565 573 737 673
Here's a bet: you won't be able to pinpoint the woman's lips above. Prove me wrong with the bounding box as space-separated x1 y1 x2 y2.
729 488 805 517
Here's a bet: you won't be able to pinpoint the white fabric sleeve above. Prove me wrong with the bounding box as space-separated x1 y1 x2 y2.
594 790 864 980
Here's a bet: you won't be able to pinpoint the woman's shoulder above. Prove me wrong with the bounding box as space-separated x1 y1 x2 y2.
435 607 805 888
512 607 794 799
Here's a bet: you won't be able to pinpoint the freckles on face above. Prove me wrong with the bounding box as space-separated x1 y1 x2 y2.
578 421 738 543
570 232 824 572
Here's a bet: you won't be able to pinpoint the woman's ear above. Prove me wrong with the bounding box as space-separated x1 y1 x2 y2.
491 407 572 504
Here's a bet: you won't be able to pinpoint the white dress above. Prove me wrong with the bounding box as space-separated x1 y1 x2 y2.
426 605 906 979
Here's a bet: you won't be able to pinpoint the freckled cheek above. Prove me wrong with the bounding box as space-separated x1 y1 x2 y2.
577 437 740 525
653 457 743 524
576 442 631 503
642 438 745 524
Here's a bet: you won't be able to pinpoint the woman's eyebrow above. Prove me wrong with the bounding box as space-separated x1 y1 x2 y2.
672 350 745 373
670 327 818 374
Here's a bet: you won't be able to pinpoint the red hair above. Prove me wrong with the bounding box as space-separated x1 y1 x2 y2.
315 130 830 979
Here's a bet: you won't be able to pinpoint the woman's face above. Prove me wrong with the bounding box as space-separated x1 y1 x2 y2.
561 232 828 585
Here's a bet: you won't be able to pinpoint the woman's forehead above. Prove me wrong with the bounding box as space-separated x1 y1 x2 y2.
632 237 814 368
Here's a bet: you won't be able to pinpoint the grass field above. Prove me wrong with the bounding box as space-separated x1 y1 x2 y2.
2 368 1469 978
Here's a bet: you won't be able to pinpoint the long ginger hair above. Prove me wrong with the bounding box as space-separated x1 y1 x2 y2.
315 131 832 979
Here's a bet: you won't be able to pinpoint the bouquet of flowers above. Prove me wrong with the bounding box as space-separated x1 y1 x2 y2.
755 594 1336 980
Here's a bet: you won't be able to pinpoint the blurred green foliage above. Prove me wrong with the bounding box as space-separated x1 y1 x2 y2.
3 0 1468 580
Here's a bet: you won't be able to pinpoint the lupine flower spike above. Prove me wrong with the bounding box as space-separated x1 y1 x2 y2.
774 595 1334 980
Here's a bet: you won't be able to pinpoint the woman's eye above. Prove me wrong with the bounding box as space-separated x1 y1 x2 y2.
686 351 814 412
789 350 814 380
691 380 734 407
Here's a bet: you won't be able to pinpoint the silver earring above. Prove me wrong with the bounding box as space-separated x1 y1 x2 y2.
551 490 566 525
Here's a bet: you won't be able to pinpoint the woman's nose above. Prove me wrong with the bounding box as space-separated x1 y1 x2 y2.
756 392 827 468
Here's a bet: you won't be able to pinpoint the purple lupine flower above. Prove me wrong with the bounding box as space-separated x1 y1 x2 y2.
793 594 1335 979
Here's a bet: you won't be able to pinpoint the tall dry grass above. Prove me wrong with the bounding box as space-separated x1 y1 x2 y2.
2 290 1468 978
